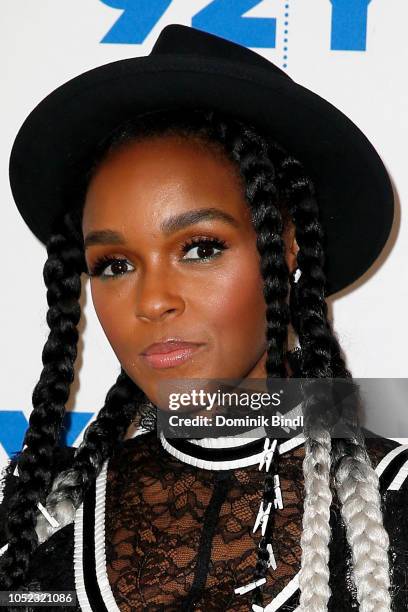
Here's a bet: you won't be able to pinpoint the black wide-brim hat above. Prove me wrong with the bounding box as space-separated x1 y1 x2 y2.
9 24 394 296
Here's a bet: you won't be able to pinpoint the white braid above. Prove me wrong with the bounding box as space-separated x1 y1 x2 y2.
335 449 391 612
34 469 80 544
298 428 332 611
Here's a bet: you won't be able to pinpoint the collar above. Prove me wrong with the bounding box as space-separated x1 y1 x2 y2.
159 426 305 470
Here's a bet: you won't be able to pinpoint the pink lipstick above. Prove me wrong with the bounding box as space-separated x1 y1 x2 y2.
140 340 205 369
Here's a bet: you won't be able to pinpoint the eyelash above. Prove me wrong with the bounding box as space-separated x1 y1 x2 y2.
88 236 228 278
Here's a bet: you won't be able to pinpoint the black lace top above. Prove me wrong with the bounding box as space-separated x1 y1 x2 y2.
1 429 408 612
104 431 304 611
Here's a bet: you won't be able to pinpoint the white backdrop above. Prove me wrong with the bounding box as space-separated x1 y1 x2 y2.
1 0 407 469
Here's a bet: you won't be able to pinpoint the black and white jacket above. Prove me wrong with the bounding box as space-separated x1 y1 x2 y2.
0 429 407 612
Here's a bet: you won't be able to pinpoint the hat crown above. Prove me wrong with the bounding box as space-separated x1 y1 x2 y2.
151 24 287 77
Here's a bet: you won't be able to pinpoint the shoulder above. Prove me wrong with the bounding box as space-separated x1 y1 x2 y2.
362 428 408 493
363 432 408 611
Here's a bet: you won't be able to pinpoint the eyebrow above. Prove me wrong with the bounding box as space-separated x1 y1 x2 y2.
84 207 240 248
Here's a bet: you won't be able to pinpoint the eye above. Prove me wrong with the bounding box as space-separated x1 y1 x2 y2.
88 256 134 278
181 237 228 261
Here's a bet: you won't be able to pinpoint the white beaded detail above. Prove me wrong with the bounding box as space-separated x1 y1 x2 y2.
234 577 267 595
37 502 60 528
253 500 273 536
259 439 277 472
293 268 302 283
273 475 284 510
13 444 27 477
267 543 277 570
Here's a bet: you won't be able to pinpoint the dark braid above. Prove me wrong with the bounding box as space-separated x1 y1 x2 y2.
207 116 290 378
0 211 85 587
0 209 149 587
40 367 146 519
275 153 364 455
273 154 333 376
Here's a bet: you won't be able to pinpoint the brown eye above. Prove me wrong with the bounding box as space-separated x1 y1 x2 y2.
181 237 227 261
89 257 135 278
107 260 132 276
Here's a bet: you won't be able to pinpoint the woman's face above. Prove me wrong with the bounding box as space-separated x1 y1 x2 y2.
82 134 296 410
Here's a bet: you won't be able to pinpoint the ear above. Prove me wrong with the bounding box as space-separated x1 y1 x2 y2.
283 225 299 274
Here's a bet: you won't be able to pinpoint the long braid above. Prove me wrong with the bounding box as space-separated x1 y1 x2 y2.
0 209 153 589
276 152 391 610
29 211 151 541
324 321 391 612
323 307 391 609
0 211 85 588
330 347 391 610
271 152 334 609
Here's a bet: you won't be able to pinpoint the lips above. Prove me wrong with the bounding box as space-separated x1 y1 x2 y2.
141 340 202 356
140 339 205 370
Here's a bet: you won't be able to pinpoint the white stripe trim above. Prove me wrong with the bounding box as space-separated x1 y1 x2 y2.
94 461 121 611
278 435 305 455
160 431 305 470
189 426 267 448
388 456 408 491
73 500 93 612
160 432 268 470
159 430 305 471
374 443 408 477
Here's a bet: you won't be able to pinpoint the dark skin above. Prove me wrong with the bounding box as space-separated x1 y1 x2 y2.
82 135 298 412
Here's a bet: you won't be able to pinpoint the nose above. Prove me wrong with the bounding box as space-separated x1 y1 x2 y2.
135 267 185 323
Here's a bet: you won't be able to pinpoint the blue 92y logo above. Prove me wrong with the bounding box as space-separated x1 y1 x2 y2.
99 0 373 51
0 411 94 458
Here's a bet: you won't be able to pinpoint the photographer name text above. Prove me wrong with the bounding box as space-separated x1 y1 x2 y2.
167 414 303 428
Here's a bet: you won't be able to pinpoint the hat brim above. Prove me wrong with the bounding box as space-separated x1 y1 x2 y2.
9 54 394 296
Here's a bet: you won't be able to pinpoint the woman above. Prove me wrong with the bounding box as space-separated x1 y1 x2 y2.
0 24 407 612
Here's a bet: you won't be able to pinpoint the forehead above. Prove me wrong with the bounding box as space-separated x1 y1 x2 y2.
82 134 249 232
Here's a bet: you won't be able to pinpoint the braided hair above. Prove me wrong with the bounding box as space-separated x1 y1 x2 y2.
0 108 391 611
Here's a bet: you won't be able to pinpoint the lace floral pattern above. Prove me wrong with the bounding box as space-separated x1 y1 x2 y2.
104 431 396 611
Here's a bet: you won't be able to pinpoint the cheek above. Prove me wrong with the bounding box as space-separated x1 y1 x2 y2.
203 253 267 355
90 282 131 353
